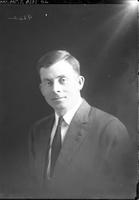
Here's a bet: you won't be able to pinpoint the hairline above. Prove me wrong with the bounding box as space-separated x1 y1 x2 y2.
39 59 80 76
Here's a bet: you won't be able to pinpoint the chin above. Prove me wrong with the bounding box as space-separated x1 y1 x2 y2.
54 103 69 114
49 100 73 113
52 102 64 108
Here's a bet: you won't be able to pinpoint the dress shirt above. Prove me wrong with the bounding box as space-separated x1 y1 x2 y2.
47 97 83 178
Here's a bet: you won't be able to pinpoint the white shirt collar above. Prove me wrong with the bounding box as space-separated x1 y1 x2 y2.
55 97 83 126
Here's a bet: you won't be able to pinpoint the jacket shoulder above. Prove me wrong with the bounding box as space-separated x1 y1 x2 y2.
89 106 128 136
34 114 54 127
30 114 54 135
90 106 118 124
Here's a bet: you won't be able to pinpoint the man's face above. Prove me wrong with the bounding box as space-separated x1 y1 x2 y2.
39 60 84 115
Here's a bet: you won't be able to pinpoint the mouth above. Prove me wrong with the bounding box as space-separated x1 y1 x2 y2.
52 97 66 101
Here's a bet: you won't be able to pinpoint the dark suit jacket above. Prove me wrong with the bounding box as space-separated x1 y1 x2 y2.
29 100 136 198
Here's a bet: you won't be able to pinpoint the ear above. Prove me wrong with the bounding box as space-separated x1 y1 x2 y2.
78 76 85 90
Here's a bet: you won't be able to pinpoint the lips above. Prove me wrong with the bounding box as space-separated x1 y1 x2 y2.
52 97 66 101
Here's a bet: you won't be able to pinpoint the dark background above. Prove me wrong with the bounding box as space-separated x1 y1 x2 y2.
0 4 137 197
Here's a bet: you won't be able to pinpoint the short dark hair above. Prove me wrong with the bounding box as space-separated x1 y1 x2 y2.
36 50 80 75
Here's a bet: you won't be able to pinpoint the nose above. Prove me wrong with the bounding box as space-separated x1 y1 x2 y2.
52 81 61 93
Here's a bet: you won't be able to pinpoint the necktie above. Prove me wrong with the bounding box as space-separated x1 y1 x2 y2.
50 116 63 177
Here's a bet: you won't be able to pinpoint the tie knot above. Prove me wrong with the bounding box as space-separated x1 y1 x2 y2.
58 116 63 127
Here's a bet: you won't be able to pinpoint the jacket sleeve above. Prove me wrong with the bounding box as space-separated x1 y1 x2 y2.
28 125 36 178
99 118 137 197
28 124 42 197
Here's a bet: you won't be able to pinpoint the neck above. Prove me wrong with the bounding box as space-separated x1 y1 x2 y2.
56 109 67 117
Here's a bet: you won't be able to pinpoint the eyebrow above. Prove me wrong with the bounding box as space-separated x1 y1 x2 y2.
42 75 67 82
42 78 52 82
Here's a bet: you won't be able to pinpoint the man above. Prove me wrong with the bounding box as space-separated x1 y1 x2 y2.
29 50 135 198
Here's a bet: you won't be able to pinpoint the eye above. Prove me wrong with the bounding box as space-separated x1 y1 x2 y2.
41 80 53 87
47 80 53 86
59 77 67 84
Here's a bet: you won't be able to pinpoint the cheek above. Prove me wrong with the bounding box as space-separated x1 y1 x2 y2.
65 84 79 95
41 89 51 98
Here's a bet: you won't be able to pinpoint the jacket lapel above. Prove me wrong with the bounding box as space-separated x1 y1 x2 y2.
53 100 92 176
38 115 55 181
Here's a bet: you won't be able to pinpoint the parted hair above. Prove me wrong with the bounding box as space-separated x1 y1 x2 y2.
36 50 80 75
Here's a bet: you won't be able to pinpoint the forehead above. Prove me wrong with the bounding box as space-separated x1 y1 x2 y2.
40 60 77 80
